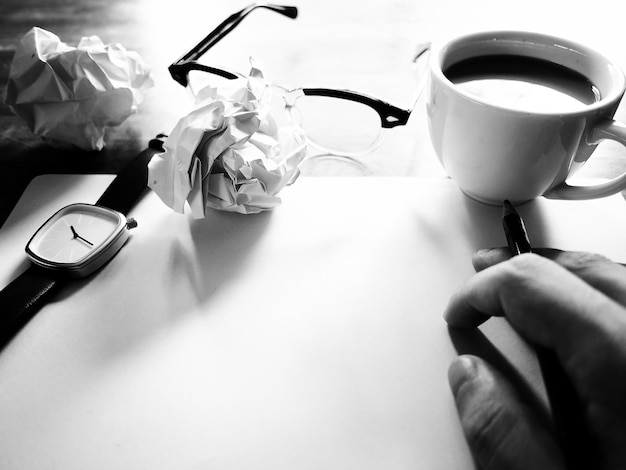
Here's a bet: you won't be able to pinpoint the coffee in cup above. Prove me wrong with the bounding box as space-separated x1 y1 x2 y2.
427 31 626 204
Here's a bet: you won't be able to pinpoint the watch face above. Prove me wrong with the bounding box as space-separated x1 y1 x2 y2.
26 203 130 277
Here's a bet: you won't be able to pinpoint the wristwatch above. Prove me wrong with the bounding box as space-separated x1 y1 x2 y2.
0 135 165 347
25 203 138 278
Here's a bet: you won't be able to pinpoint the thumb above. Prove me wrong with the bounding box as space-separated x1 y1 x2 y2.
449 355 565 470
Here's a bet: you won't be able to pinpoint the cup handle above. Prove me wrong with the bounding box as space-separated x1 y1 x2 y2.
545 119 626 200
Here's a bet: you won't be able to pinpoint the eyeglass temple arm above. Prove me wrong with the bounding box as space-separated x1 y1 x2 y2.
302 88 411 129
173 3 297 65
408 42 431 109
298 44 431 129
412 42 431 63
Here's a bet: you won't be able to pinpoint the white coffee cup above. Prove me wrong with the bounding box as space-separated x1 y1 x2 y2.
426 30 626 204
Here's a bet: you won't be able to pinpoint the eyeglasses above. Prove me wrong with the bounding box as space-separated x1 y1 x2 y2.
168 3 430 158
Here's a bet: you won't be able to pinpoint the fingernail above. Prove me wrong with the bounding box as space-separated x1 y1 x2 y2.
448 355 478 396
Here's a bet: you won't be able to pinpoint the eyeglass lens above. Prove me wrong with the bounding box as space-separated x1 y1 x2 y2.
288 95 383 155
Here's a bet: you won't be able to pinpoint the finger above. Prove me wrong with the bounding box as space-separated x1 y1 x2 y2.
473 248 626 306
472 248 578 271
537 249 626 307
444 254 626 359
472 248 511 272
448 355 565 470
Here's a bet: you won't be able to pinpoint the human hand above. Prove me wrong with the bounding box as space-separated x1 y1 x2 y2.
444 249 626 470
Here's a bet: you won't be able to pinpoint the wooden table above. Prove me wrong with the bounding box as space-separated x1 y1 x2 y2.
2 0 626 227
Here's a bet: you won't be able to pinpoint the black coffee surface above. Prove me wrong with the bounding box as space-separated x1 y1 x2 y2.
444 55 600 111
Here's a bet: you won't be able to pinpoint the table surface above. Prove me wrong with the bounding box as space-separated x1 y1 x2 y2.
2 0 626 227
3 174 626 469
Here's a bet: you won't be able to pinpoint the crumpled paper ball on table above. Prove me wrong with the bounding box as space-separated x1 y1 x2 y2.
3 27 153 151
148 62 307 215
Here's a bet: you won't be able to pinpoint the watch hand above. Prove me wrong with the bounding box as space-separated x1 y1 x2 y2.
70 225 94 247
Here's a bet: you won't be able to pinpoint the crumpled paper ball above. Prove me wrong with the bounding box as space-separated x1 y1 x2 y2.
3 27 154 150
148 61 307 215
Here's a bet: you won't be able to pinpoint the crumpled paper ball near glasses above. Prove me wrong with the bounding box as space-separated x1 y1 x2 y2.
148 61 307 215
3 27 153 151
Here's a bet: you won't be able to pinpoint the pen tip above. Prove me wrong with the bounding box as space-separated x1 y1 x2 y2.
502 199 515 217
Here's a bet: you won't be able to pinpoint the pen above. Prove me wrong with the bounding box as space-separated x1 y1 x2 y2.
502 200 595 470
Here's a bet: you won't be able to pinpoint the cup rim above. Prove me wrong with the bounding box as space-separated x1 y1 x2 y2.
431 30 626 116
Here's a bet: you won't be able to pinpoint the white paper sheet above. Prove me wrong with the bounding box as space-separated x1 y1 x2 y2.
1 176 626 470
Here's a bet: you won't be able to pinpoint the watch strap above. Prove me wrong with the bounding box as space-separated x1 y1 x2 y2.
97 136 165 214
0 266 68 346
0 135 165 349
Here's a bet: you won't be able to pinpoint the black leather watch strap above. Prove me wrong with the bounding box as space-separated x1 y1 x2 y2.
0 266 68 346
0 136 165 349
96 136 165 214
